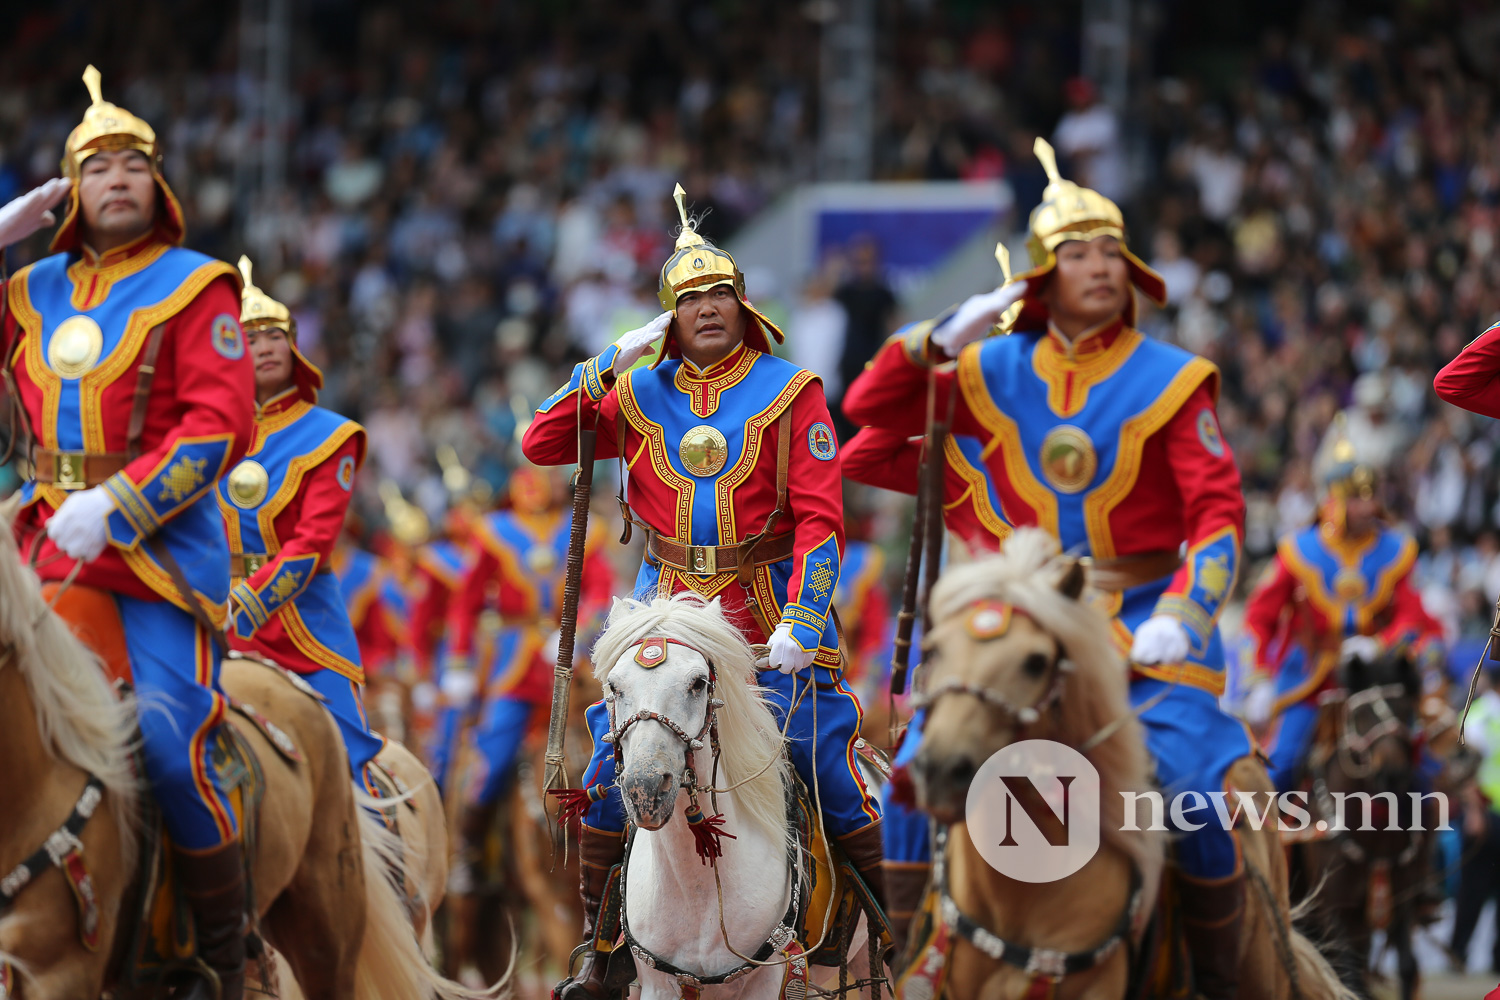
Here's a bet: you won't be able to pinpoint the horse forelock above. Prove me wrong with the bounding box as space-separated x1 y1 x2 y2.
928 528 1160 872
0 500 139 848
593 593 792 851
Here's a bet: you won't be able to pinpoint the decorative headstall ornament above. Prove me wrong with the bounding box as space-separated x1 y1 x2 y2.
913 600 1074 728
551 636 737 863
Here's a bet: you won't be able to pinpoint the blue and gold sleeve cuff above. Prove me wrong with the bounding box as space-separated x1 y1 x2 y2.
782 602 828 652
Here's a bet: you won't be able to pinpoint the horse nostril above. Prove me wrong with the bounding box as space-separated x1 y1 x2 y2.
947 756 977 788
657 771 674 794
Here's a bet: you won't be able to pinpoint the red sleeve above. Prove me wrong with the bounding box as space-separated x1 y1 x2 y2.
409 568 450 675
1435 323 1500 417
1379 574 1443 648
248 434 361 590
841 334 956 439
857 576 892 666
447 546 500 658
1152 381 1246 642
521 366 624 466
842 426 922 494
780 382 848 639
1242 555 1297 675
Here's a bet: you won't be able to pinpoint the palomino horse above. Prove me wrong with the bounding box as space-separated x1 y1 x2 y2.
0 501 483 1000
905 529 1353 1000
596 593 876 1000
1296 649 1433 1000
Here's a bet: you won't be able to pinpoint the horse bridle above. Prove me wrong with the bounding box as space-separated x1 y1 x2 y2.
601 637 725 766
1339 682 1414 759
910 605 1075 728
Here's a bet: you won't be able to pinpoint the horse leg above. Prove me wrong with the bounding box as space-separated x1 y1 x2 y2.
1392 916 1418 1000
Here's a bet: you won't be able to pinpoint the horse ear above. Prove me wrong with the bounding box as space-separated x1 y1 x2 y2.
1056 560 1086 601
1341 653 1366 692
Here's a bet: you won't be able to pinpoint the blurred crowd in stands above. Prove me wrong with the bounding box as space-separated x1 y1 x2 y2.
3 1 1500 667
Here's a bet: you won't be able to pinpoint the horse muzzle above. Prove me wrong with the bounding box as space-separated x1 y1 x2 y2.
618 756 682 830
911 746 977 825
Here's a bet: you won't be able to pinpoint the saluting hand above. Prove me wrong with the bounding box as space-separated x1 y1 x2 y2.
0 178 72 249
611 311 674 377
931 281 1029 358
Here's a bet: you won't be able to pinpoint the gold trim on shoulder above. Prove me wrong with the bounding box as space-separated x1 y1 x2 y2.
679 425 729 478
1040 425 1097 494
47 315 104 378
227 459 270 509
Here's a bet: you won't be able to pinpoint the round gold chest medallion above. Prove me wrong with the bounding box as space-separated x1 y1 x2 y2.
227 460 270 509
1039 425 1097 494
48 315 104 379
679 425 729 478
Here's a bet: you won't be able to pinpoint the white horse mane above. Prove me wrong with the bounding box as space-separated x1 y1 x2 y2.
929 528 1159 873
0 498 139 844
593 593 792 851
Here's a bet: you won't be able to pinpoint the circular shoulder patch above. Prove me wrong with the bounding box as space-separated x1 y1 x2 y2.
336 454 356 491
212 314 245 360
1196 408 1225 458
807 422 837 462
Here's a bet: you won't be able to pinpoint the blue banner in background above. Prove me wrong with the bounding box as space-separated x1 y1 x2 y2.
816 207 1001 293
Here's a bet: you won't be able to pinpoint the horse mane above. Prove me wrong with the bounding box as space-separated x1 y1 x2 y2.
0 498 139 851
929 529 1160 874
593 593 792 851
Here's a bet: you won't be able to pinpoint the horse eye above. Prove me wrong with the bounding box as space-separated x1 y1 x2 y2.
1022 653 1050 679
690 677 707 693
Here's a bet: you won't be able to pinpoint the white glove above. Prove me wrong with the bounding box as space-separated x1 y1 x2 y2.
610 311 673 377
410 681 439 714
1129 614 1191 665
46 486 116 561
767 622 816 675
1245 682 1276 728
1341 635 1381 664
0 178 71 248
931 282 1028 357
440 665 478 705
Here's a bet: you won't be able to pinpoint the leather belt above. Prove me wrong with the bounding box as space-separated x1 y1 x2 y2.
648 530 796 576
231 552 334 580
32 448 128 491
1083 550 1184 593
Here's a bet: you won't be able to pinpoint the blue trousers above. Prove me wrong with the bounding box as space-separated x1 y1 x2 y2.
300 667 385 792
884 680 1253 879
461 696 534 808
118 595 238 851
581 666 883 837
1265 700 1319 794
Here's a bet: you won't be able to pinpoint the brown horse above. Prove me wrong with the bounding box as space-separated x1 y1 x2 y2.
1296 650 1434 1000
0 501 489 1000
903 530 1353 1000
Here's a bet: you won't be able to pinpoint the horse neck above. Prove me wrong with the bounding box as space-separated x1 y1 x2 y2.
0 660 65 822
626 746 791 974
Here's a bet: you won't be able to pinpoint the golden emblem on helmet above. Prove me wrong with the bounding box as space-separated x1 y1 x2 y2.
48 315 104 378
227 460 270 509
1040 426 1097 494
679 425 729 478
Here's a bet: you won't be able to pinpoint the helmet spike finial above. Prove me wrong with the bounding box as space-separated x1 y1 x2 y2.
237 255 255 291
1033 137 1062 186
994 242 1012 282
672 182 704 251
83 65 104 108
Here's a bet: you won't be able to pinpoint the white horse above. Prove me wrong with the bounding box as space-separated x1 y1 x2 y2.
594 593 874 1000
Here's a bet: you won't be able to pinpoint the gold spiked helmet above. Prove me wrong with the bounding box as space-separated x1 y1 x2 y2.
53 65 186 252
238 254 324 400
1005 138 1165 331
653 183 783 365
1321 414 1378 502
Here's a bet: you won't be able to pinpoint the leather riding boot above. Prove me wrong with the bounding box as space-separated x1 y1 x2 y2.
882 860 932 963
1177 871 1245 1000
838 820 889 913
172 841 248 1000
554 825 626 1000
444 804 490 978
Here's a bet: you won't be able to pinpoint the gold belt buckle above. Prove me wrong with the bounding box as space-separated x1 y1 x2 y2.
684 544 717 575
242 553 269 576
53 451 87 490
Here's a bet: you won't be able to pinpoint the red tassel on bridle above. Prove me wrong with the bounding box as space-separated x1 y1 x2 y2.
549 784 608 834
888 763 917 809
685 797 736 865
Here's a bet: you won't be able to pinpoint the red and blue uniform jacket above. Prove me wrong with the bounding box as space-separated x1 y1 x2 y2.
1436 321 1500 416
844 316 1245 695
1243 522 1441 715
446 508 614 707
7 235 251 616
523 341 847 670
218 388 366 681
335 543 404 679
841 425 1013 553
409 539 470 677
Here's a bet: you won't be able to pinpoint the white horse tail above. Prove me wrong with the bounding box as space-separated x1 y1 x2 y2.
1287 926 1358 1000
352 799 511 1000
